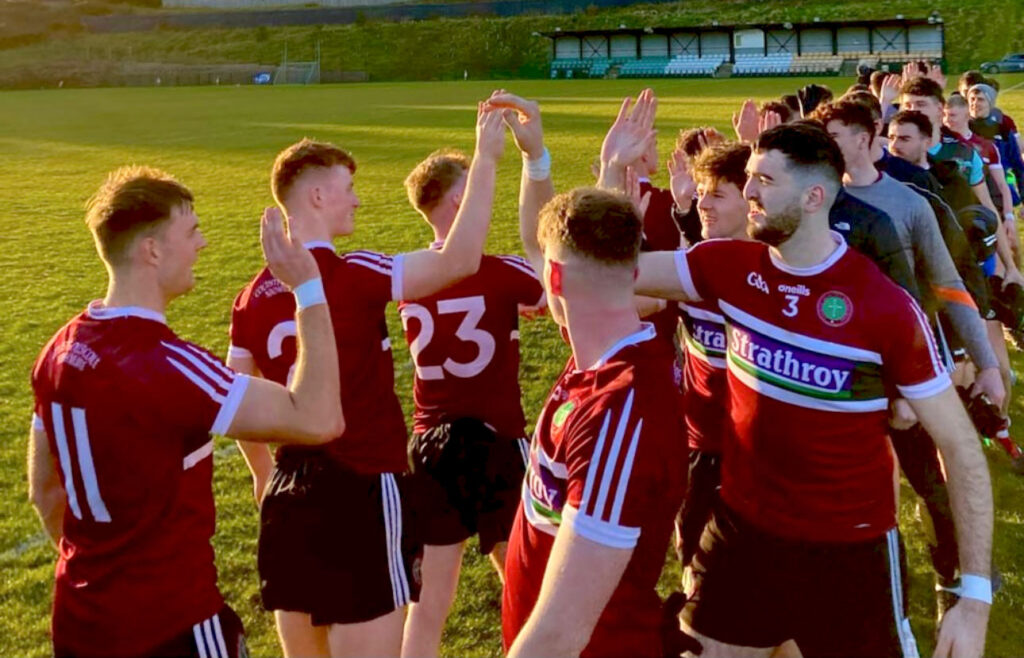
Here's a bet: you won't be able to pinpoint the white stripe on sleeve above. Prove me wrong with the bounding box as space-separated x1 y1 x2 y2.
167 358 226 404
211 374 251 436
674 250 702 301
391 253 405 302
162 342 233 392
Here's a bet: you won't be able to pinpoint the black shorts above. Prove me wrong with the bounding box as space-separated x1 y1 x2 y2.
407 419 528 555
56 606 247 658
682 502 918 656
675 449 720 567
258 453 422 626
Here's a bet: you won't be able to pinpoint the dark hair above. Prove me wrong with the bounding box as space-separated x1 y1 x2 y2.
889 110 933 137
404 149 470 213
676 127 714 159
841 91 883 122
845 83 870 95
780 94 801 115
813 100 878 144
753 122 845 186
900 77 945 105
86 166 194 266
693 142 752 191
272 138 357 205
537 188 642 265
760 100 795 124
959 70 986 90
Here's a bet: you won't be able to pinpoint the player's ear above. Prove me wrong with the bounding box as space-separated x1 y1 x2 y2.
136 234 161 267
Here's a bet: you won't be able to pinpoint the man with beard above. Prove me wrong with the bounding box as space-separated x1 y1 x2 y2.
617 122 994 657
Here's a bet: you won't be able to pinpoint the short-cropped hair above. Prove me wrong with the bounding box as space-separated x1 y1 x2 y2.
959 70 987 90
946 93 969 110
890 110 933 137
404 149 471 213
537 188 642 265
813 100 877 141
869 70 889 96
841 91 883 122
754 122 845 186
86 165 194 266
900 77 945 105
272 138 356 205
693 142 752 191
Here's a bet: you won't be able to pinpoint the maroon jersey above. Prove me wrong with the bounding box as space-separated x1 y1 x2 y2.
679 300 728 452
230 244 407 473
640 180 684 346
960 130 1003 168
31 303 249 657
398 252 543 438
675 236 950 542
502 325 687 657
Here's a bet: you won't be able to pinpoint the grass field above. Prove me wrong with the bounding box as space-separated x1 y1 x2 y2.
2 74 1024 657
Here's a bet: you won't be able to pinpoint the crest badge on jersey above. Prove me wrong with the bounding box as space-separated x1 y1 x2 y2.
817 291 853 327
552 401 575 427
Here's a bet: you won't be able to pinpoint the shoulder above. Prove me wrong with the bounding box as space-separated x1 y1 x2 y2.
233 267 284 311
490 254 540 279
341 249 395 275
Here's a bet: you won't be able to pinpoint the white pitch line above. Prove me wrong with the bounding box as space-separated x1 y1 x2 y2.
1003 80 1024 93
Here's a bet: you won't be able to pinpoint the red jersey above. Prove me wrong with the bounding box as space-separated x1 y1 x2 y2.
640 180 684 345
398 251 544 439
675 236 950 542
960 130 1003 168
679 300 728 452
230 244 407 473
31 303 250 657
502 324 687 657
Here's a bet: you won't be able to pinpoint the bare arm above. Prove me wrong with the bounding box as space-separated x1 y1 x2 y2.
971 181 1022 281
397 103 506 301
906 386 991 657
225 208 344 445
635 251 694 302
507 511 633 657
225 353 276 503
27 423 64 548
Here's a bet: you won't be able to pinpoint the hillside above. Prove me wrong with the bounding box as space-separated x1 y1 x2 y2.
0 0 1021 85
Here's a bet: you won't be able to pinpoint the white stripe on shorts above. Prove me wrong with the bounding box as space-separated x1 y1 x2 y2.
192 622 209 658
381 473 411 609
202 619 219 658
212 614 230 658
886 528 920 658
517 438 529 467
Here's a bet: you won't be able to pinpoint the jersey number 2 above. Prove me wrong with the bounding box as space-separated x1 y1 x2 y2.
401 296 496 380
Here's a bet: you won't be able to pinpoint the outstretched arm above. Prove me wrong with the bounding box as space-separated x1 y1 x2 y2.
486 92 553 276
226 208 344 445
397 103 507 301
597 89 657 193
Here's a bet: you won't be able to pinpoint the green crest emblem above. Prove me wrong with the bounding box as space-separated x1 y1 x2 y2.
817 291 853 327
552 401 575 427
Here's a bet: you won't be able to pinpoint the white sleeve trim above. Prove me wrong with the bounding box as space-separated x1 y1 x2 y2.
227 344 253 361
673 250 702 302
564 504 641 550
32 412 44 432
211 373 251 436
897 373 952 400
391 253 406 302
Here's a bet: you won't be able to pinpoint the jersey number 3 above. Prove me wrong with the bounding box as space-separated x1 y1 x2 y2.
401 296 496 380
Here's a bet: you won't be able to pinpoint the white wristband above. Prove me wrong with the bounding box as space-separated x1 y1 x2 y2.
293 277 327 311
956 575 993 604
524 147 551 181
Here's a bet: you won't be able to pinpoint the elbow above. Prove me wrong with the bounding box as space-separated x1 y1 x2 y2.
307 407 345 445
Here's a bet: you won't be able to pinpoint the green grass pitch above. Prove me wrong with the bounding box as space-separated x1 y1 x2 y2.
1 75 1023 657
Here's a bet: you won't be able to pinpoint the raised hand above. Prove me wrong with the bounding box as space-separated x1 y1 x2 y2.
475 100 507 163
260 206 318 290
878 73 903 108
625 166 652 219
758 109 782 135
926 62 948 90
732 98 759 143
667 147 696 213
601 89 658 172
485 91 544 160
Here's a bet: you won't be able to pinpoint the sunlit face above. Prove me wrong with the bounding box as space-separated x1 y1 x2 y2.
943 103 969 131
888 122 930 164
825 120 868 167
901 94 942 129
968 90 991 119
155 203 206 299
696 178 749 240
743 150 804 247
322 165 360 236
